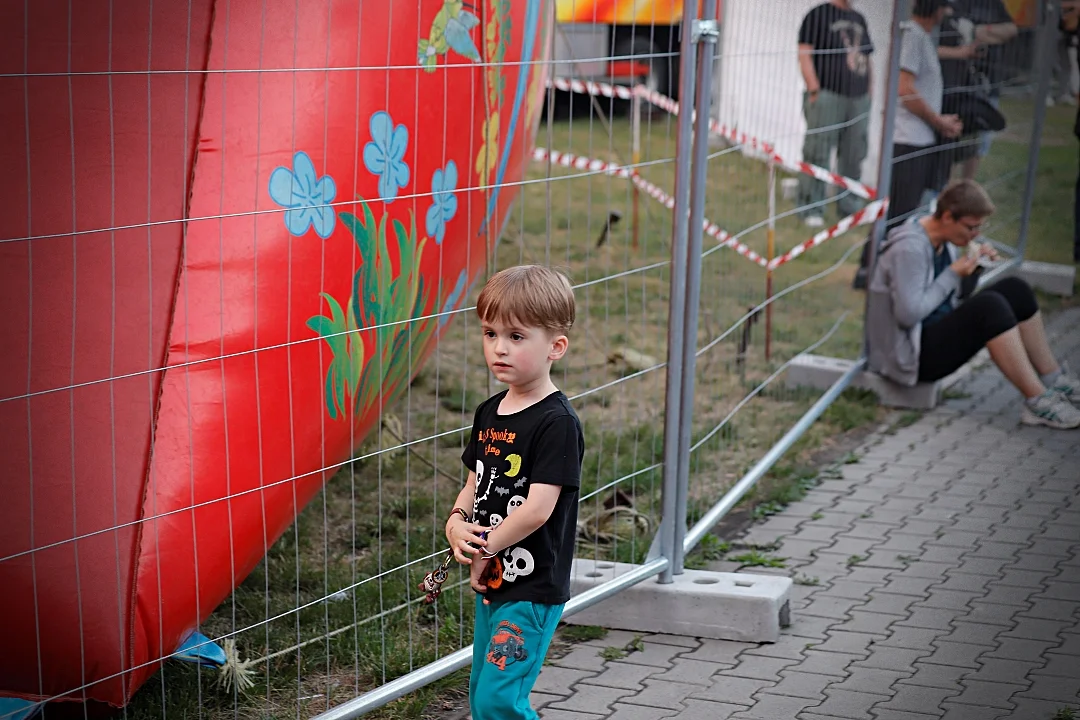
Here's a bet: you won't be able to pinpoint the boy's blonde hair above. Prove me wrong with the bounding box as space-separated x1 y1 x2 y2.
476 265 576 334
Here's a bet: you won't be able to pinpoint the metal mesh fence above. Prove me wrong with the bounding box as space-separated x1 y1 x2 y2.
0 0 1057 719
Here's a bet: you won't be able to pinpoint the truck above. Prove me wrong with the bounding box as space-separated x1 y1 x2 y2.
553 0 722 99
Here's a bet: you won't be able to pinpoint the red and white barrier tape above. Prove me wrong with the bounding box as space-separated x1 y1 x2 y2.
548 76 637 101
534 146 768 268
767 199 889 271
534 145 889 272
547 76 878 201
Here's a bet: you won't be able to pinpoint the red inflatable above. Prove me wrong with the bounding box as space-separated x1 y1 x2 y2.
0 0 552 707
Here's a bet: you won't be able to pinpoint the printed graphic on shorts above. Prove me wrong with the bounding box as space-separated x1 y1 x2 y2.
487 620 529 671
501 546 535 582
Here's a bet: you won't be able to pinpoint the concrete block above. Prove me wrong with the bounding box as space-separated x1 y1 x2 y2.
861 372 942 410
784 353 856 392
784 353 975 411
1019 261 1075 297
565 559 792 644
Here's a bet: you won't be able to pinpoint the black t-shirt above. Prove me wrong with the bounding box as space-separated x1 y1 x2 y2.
460 390 584 605
798 3 874 97
951 0 1014 91
938 16 974 91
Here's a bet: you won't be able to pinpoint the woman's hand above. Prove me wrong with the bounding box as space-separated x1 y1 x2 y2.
445 515 490 565
950 254 980 277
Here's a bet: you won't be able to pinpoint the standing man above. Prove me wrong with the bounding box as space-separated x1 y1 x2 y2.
797 0 875 228
1052 4 1078 107
950 0 1018 178
854 0 962 289
888 0 963 225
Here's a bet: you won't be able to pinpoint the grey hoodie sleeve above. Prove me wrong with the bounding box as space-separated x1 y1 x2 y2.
889 242 962 329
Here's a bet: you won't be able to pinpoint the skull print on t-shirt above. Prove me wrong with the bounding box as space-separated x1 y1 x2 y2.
461 390 585 605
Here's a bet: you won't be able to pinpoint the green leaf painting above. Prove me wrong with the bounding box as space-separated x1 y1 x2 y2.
306 197 461 421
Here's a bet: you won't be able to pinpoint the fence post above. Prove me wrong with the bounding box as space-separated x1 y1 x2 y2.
1016 0 1056 258
765 159 776 362
863 0 908 357
657 0 701 585
632 92 642 250
670 0 720 577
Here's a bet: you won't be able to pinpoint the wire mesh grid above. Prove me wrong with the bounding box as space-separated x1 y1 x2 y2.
2 1 679 717
0 0 1054 719
679 0 882 555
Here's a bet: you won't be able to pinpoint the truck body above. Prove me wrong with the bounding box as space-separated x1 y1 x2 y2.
553 0 720 97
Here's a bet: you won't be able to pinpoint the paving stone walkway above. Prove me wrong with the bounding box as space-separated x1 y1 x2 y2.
532 306 1080 720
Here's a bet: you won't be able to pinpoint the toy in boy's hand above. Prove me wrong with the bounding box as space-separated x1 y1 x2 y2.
421 508 491 603
419 552 454 604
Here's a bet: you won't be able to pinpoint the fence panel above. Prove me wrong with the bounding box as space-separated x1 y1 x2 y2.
0 1 1054 719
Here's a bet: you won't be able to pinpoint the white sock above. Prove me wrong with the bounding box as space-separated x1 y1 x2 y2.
1026 389 1052 405
1041 369 1063 387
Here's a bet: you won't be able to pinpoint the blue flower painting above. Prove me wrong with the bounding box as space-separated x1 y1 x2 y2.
363 111 410 203
425 160 458 245
268 151 337 238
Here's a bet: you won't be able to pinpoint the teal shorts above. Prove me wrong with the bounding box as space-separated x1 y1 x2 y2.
469 596 564 720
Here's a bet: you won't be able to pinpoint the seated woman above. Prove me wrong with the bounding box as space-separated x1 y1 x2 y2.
867 179 1080 429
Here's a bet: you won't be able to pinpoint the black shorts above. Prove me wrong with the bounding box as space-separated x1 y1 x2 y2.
918 277 1039 383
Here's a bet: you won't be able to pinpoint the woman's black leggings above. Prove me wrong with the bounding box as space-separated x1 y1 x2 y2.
918 276 1039 383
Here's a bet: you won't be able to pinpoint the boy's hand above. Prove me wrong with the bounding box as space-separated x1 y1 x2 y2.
470 555 491 597
446 515 490 565
950 254 980 277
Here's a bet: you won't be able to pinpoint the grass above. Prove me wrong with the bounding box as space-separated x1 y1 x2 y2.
885 410 923 434
598 647 626 661
118 89 1071 720
560 625 609 642
728 551 787 569
983 97 1077 270
598 634 644 661
684 534 731 569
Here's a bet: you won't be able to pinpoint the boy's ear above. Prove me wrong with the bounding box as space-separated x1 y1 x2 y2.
548 334 569 362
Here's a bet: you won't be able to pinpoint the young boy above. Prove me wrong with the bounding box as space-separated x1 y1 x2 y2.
444 264 584 720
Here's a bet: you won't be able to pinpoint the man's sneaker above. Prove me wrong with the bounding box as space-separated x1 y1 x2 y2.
1051 371 1080 404
1021 390 1080 429
804 215 825 229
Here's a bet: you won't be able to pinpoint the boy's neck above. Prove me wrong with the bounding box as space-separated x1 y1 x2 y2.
502 374 559 411
919 215 948 251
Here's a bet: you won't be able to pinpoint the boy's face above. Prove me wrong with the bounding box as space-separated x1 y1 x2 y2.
481 317 567 388
944 211 985 247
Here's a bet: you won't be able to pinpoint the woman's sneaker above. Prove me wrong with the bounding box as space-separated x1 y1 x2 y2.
1021 390 1080 429
1050 371 1080 405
